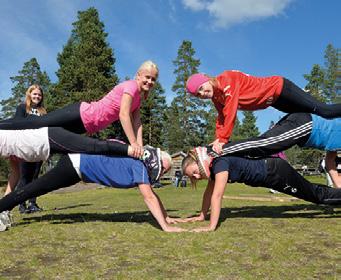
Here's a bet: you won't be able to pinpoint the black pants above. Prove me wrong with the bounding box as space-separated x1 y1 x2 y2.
15 161 43 204
273 78 341 118
0 156 80 212
264 158 341 205
208 113 312 157
0 103 86 134
48 127 128 156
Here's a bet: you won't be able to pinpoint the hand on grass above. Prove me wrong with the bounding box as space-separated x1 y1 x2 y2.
164 225 187 233
190 226 215 233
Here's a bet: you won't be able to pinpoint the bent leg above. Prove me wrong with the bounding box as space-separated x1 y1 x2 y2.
48 127 128 156
0 103 86 134
264 158 341 205
208 113 312 158
0 155 80 212
273 79 341 118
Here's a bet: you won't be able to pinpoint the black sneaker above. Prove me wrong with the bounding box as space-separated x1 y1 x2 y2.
18 203 27 214
141 145 162 184
26 203 43 213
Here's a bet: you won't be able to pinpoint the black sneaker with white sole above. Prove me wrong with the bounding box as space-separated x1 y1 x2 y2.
141 145 162 184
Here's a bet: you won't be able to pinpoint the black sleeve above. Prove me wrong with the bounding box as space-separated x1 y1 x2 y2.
14 103 28 118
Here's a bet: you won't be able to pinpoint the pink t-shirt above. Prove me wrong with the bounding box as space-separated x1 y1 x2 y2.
80 80 141 134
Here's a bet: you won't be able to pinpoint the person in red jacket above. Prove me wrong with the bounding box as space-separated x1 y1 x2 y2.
186 71 341 152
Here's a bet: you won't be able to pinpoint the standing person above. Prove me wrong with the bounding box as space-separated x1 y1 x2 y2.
186 71 341 152
14 85 47 213
192 113 341 189
179 151 341 232
0 152 185 233
0 61 159 158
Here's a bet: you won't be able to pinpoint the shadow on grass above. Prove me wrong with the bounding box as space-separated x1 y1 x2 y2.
219 203 340 221
19 209 180 230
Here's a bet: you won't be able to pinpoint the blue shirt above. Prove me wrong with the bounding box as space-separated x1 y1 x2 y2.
210 156 267 187
80 154 150 188
304 115 341 151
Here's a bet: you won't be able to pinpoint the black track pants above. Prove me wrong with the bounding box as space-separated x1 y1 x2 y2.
273 78 341 118
264 158 341 205
0 155 80 212
48 127 128 156
208 113 312 158
0 103 86 134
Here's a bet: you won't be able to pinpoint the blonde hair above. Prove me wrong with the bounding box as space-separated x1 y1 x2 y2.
161 150 173 168
25 85 47 115
181 150 199 187
136 60 159 78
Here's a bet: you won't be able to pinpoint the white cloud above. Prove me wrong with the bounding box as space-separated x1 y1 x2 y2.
183 0 206 11
182 0 293 28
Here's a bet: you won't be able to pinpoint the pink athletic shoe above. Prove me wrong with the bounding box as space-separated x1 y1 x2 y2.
193 146 213 179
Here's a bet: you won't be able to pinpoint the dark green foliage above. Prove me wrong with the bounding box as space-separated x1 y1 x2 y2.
140 81 168 147
0 58 51 118
53 7 118 108
239 111 260 138
170 40 209 151
304 64 325 102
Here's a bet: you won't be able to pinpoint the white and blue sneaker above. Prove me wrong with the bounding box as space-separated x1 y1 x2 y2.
142 145 162 184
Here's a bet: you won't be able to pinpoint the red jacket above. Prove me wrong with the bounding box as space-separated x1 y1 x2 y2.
213 70 284 142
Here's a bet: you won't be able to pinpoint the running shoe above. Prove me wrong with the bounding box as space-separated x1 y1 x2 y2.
0 211 12 231
27 202 43 213
142 145 162 184
193 146 213 179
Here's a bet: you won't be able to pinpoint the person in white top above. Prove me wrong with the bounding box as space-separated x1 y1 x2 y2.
0 126 160 196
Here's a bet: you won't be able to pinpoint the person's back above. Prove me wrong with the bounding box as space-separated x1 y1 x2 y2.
77 154 150 188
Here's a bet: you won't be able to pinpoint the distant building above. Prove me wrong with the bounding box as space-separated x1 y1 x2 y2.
160 151 187 184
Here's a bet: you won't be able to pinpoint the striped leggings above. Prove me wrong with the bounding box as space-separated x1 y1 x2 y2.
208 113 312 158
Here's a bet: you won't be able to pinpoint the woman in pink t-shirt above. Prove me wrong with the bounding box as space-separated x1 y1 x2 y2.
0 61 158 158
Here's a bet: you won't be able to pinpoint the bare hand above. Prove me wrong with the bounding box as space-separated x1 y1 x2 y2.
173 215 205 223
131 142 143 158
211 139 224 154
190 226 215 233
164 226 187 232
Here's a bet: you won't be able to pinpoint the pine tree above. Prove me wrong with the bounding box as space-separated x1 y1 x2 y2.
0 58 50 118
239 111 260 138
53 7 118 109
323 44 338 102
164 99 185 154
171 40 208 151
140 81 167 147
304 64 325 101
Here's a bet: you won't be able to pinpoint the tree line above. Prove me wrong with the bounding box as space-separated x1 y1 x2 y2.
0 7 338 178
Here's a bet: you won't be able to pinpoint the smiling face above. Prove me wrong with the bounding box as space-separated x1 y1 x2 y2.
194 81 214 99
29 88 43 105
184 162 202 180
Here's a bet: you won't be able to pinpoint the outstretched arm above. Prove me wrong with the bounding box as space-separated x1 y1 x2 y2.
138 184 185 232
325 151 341 188
192 171 228 232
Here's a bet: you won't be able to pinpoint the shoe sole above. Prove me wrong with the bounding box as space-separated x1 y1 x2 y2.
154 148 162 181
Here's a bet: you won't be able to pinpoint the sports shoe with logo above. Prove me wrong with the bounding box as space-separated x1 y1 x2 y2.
193 146 213 179
141 145 162 184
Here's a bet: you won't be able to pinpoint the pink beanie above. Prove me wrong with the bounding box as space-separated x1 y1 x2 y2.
186 73 210 94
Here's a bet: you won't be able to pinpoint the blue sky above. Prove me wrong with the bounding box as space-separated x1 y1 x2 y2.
1 0 340 132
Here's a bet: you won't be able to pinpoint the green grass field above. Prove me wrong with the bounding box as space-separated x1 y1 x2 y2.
0 177 340 279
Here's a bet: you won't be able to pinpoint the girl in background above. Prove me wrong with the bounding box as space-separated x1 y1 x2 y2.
14 85 47 213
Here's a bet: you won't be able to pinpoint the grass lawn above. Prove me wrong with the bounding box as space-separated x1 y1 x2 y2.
0 176 340 279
